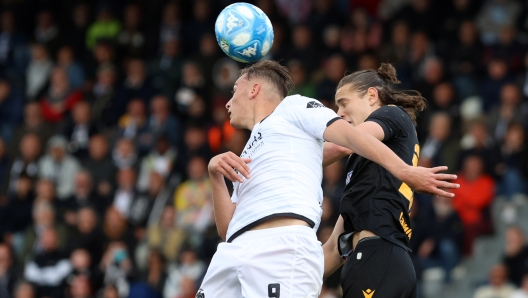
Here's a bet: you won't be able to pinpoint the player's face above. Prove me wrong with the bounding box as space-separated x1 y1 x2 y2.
226 75 251 129
335 86 373 126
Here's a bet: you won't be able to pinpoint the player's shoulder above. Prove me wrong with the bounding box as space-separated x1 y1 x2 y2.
281 94 325 108
369 105 413 124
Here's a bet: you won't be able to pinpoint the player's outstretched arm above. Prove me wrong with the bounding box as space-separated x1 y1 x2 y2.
323 216 346 279
323 119 459 197
208 152 252 241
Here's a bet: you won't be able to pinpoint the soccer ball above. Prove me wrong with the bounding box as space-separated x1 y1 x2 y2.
215 2 274 63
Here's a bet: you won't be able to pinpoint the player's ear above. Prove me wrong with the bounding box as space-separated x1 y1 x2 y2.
250 83 261 98
367 87 379 105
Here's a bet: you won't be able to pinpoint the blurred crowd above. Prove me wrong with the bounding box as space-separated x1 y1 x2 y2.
0 0 527 297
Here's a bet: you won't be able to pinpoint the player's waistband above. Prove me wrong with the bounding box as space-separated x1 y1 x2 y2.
230 224 317 243
227 212 315 243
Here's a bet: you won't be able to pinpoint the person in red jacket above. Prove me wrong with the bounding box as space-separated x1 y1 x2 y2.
452 154 496 255
39 67 83 123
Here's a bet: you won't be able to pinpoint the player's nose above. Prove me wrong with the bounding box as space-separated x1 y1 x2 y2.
226 100 231 110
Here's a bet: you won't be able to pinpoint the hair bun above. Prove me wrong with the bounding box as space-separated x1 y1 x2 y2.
377 63 401 85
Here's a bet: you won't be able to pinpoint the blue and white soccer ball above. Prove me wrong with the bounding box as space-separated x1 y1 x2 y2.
215 2 274 63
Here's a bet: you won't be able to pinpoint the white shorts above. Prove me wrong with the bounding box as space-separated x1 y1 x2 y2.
196 225 324 298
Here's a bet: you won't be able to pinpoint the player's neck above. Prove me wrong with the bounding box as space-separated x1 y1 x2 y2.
248 101 279 130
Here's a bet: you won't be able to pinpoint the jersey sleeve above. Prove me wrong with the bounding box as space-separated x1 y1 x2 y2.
285 95 341 140
365 105 409 141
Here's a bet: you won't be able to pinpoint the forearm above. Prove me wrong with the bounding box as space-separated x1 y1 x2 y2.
210 173 236 241
323 142 353 167
324 121 408 180
323 216 346 279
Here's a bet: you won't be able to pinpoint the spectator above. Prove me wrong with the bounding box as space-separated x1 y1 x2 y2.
112 168 138 220
56 45 85 90
85 41 116 82
128 171 165 230
39 67 84 124
62 101 99 159
117 99 152 154
164 247 205 298
473 264 516 298
491 123 528 202
61 171 102 224
476 0 521 45
503 226 528 287
379 20 411 72
206 99 236 155
173 156 212 237
459 118 496 173
34 11 61 56
64 4 90 57
411 195 464 284
85 5 121 50
39 67 82 123
487 84 526 142
447 20 483 100
69 207 106 265
0 11 27 74
0 243 16 298
175 125 212 174
24 227 73 297
3 173 34 246
452 154 495 255
480 58 515 112
67 275 94 298
145 2 182 57
415 57 447 106
113 59 155 125
192 34 222 89
117 4 145 58
0 79 24 143
180 0 215 56
20 202 69 263
136 136 176 192
25 43 53 101
3 133 41 196
419 112 461 172
286 25 318 76
112 138 138 170
83 135 117 200
288 60 316 98
99 241 133 298
13 282 35 298
147 206 187 263
89 64 117 128
9 102 53 159
129 249 166 297
147 95 181 148
38 135 81 200
67 248 103 293
147 39 183 99
316 54 347 106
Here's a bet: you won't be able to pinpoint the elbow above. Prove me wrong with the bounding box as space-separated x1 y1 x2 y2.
337 145 353 156
217 226 228 242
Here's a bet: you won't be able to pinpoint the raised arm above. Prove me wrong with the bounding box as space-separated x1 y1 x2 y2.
208 152 251 241
323 119 459 197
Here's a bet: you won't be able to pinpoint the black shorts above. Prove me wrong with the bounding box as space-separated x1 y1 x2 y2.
341 237 416 298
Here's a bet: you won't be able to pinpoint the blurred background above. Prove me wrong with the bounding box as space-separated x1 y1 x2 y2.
0 0 527 297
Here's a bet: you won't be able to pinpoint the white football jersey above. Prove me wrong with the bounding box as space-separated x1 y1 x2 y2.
226 94 340 242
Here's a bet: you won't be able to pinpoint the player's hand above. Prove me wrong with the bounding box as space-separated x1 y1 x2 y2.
208 151 251 183
400 165 459 197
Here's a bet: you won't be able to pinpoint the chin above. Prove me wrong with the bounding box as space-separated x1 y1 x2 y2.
230 119 244 129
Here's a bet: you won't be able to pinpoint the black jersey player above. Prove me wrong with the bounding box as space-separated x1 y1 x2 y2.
322 63 436 298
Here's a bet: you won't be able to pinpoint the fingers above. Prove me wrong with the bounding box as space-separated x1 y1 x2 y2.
433 188 455 198
433 173 458 181
211 152 252 182
430 166 449 173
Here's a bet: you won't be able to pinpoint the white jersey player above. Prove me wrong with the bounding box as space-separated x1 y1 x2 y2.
197 61 458 298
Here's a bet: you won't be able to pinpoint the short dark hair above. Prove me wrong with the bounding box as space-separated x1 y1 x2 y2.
240 60 295 98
